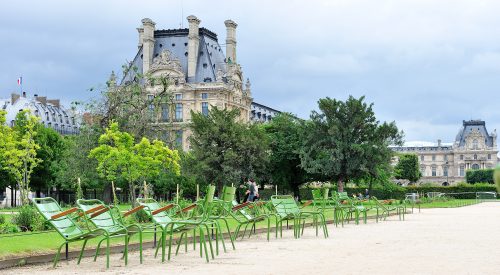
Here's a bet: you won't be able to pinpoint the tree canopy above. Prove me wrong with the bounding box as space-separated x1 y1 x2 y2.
300 96 403 192
189 107 269 193
394 153 421 183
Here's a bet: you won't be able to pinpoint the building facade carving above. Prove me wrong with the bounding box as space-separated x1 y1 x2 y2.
392 120 498 185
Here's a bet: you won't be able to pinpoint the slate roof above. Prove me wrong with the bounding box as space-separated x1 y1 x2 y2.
455 120 494 147
123 28 227 84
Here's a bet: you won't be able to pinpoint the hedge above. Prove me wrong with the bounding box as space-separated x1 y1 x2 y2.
244 184 498 201
466 169 494 184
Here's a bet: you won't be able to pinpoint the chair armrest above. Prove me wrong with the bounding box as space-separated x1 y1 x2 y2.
175 203 197 215
123 205 145 217
90 207 112 218
51 207 79 219
301 200 313 209
78 205 105 217
152 204 175 215
232 202 251 211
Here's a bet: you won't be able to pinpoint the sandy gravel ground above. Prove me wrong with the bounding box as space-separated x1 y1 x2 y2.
4 202 500 275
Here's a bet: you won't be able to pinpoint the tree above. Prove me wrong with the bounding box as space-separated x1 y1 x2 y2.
300 96 403 192
1 111 41 205
89 122 180 204
264 113 309 197
30 124 67 196
466 169 494 184
189 107 269 193
394 154 421 183
88 68 176 141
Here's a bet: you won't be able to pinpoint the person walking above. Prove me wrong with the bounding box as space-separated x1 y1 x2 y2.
246 178 256 202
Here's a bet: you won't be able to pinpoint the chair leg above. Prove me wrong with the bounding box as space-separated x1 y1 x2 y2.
139 231 143 264
124 235 129 266
54 242 66 268
77 239 88 264
222 218 235 250
200 227 210 263
106 236 110 269
175 232 185 256
94 238 105 262
204 224 215 260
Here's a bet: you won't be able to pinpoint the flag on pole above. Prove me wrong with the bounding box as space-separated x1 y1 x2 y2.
17 77 22 85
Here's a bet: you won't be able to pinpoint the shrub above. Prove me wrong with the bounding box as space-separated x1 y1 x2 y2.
12 206 45 232
0 214 5 224
466 169 494 184
0 222 20 234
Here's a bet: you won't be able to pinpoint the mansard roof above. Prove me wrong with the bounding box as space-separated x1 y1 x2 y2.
455 120 494 147
123 27 227 84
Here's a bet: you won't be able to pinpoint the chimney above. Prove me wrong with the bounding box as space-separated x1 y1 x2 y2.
47 99 60 108
224 19 238 63
187 15 201 81
437 139 442 147
141 18 156 74
36 96 47 105
11 93 20 105
22 91 26 98
137 27 144 49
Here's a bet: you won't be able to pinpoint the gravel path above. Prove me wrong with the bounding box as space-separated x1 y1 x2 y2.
4 202 500 275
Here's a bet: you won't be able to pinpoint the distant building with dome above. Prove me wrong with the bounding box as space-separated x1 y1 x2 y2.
0 92 80 135
392 120 498 185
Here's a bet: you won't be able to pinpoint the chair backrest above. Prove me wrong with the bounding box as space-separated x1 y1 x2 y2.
32 197 84 239
371 196 388 210
76 199 117 229
312 189 323 201
271 195 300 217
221 186 236 203
137 198 173 225
338 192 350 200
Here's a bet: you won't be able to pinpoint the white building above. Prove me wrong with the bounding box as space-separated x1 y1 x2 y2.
1 92 80 135
392 120 498 185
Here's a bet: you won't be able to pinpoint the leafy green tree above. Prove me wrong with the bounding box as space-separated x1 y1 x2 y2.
394 153 421 183
264 113 308 197
189 107 269 193
53 125 102 193
0 111 15 192
466 169 494 184
300 96 403 192
1 111 41 205
89 122 180 203
30 124 67 196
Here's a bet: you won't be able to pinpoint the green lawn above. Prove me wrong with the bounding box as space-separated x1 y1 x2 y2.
0 199 484 260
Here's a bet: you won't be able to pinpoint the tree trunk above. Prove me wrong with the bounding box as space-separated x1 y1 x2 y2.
129 181 136 206
368 177 374 198
337 178 344 192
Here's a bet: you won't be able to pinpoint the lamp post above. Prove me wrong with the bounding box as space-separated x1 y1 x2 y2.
445 161 449 185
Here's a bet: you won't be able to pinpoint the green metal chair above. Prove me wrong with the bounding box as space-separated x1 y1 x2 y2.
371 196 405 222
32 197 109 268
312 188 344 226
76 199 143 265
270 195 328 239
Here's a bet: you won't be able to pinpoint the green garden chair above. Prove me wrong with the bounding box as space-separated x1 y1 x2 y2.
137 197 219 263
312 188 344 227
76 199 144 265
370 196 405 222
32 197 109 268
270 195 328 239
334 192 371 225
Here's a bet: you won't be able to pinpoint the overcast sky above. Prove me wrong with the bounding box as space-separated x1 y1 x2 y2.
1 0 499 143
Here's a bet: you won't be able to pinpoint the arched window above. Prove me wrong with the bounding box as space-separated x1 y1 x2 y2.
472 164 480 170
473 139 478 150
474 154 477 160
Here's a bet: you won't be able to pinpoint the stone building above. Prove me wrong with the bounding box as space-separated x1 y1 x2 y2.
392 120 498 185
250 102 280 123
121 16 255 150
0 92 80 135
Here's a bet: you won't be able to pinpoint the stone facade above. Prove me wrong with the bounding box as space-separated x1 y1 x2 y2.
0 92 80 135
122 16 253 151
250 102 280 123
392 120 498 185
